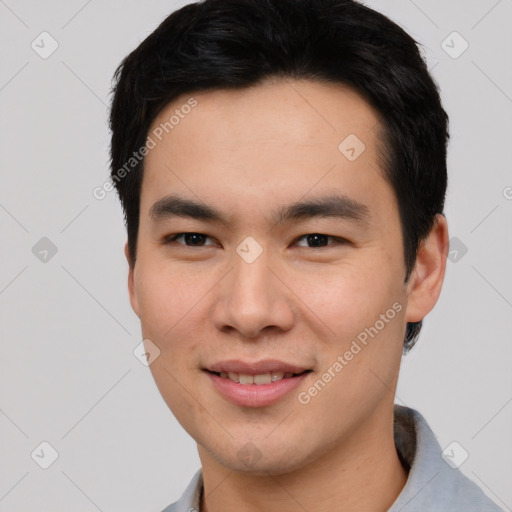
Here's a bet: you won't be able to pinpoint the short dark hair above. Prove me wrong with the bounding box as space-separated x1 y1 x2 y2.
109 0 449 352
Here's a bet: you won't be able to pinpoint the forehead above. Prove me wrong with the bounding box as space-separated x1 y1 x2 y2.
141 79 394 224
148 78 381 150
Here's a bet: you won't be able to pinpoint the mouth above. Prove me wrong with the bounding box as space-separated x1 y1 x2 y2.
204 359 313 385
203 359 313 407
205 369 312 385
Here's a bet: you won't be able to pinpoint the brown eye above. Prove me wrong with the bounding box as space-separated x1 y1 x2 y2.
165 233 216 246
295 234 346 248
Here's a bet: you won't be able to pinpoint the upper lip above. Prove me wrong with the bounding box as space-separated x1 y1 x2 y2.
205 359 311 375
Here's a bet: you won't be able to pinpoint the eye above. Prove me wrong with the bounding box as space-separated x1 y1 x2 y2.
164 232 217 247
294 233 347 248
163 232 348 249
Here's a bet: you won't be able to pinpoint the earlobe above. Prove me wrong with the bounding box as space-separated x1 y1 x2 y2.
404 214 449 323
124 242 140 318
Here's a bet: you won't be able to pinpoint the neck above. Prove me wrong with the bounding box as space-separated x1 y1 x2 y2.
198 405 408 512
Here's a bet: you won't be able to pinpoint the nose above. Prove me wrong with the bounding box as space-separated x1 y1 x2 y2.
212 247 295 339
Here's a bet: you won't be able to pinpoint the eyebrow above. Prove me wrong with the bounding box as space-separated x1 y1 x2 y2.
149 193 371 227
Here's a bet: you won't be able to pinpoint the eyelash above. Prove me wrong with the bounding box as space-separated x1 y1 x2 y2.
163 232 348 249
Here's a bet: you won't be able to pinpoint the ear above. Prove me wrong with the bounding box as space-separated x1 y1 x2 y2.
404 214 449 323
125 242 140 318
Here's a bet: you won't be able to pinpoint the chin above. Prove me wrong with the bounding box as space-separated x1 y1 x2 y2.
202 437 317 477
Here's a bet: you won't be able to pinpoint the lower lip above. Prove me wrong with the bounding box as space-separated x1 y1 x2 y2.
206 371 310 407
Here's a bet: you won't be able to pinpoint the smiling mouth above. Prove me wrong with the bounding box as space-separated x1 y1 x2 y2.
206 369 312 385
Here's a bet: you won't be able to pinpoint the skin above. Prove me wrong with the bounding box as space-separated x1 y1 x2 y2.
126 78 449 512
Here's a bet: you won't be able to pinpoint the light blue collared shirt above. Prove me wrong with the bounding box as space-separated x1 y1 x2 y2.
162 406 504 512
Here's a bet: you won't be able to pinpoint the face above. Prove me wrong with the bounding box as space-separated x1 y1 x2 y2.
128 79 419 475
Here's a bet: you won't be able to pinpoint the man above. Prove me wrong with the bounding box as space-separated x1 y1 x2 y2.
109 0 504 510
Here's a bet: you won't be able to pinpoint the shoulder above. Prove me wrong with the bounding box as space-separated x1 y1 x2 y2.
390 406 504 512
160 469 203 512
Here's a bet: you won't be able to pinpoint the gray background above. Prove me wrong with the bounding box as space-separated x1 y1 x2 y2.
1 0 511 510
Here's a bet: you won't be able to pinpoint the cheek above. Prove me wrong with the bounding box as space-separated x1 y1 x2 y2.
134 264 207 421
293 261 402 342
134 268 179 351
135 258 194 329
133 261 212 363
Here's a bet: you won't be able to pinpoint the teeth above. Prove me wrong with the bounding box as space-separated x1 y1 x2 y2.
254 373 271 385
239 374 254 384
228 372 239 383
218 371 292 385
271 371 285 382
